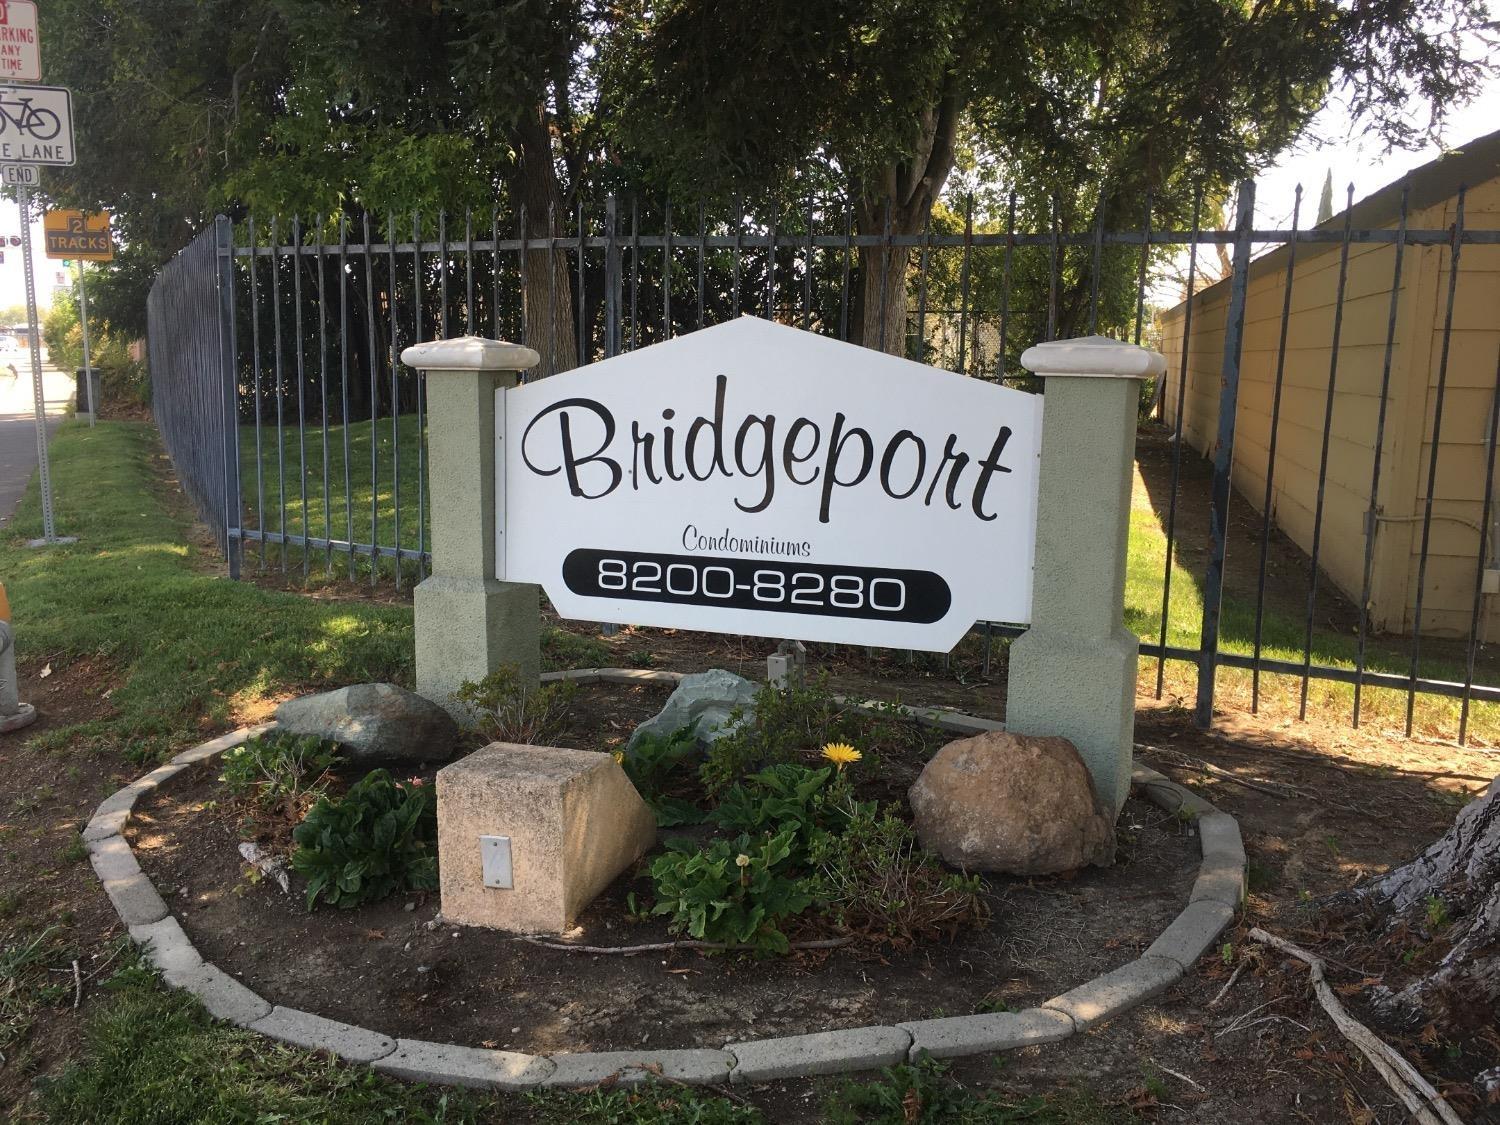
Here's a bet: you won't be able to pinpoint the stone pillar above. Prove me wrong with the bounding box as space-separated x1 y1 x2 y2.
1004 336 1164 815
401 336 542 719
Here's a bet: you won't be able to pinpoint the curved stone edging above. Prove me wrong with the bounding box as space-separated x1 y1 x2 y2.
83 678 1247 1090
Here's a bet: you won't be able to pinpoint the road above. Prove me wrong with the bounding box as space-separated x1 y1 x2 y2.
0 359 75 530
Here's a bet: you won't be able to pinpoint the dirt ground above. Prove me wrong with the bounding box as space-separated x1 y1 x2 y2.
4 615 1500 1120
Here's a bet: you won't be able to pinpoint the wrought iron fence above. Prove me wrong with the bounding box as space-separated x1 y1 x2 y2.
141 177 1500 742
145 216 237 555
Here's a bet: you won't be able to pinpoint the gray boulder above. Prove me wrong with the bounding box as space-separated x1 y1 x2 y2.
628 669 760 751
274 683 458 765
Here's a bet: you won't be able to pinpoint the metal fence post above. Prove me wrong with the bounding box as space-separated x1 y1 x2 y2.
215 215 243 579
1193 179 1256 728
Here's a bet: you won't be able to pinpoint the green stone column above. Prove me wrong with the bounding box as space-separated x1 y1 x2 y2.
402 336 542 720
1004 336 1165 815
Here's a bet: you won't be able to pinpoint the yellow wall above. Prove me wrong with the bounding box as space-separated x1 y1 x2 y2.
1159 175 1500 638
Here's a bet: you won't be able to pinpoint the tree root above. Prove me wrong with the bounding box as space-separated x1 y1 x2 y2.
1249 927 1462 1125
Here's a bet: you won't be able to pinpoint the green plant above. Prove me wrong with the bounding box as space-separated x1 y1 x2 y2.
648 827 815 955
1424 895 1450 930
618 727 704 827
700 674 909 795
541 627 611 671
291 770 437 910
710 763 846 861
219 732 338 810
453 663 577 746
825 1055 1135 1123
60 834 88 863
810 799 989 948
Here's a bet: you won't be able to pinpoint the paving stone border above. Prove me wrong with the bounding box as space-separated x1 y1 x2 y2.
84 683 1245 1091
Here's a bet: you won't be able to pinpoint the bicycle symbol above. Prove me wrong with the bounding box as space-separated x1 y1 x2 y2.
0 94 59 141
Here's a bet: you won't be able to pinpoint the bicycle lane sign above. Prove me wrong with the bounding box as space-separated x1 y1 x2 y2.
0 84 73 165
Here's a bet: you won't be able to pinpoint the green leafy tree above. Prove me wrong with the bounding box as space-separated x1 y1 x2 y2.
609 0 1492 352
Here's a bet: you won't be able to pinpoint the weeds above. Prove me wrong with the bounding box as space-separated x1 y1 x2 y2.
454 664 577 746
219 732 338 812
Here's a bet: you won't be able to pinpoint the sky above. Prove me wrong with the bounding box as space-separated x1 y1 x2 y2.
0 194 73 318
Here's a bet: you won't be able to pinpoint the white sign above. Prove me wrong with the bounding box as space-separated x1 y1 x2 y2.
1 161 35 185
0 84 73 166
0 2 39 84
501 317 1044 650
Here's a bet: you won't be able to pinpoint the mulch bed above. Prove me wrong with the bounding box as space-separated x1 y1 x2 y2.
128 681 1202 1055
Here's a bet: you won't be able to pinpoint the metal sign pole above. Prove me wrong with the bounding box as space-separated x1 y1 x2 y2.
77 258 94 424
18 182 58 543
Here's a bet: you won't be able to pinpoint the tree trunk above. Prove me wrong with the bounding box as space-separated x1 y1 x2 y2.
856 244 913 357
1334 776 1500 1031
512 106 578 378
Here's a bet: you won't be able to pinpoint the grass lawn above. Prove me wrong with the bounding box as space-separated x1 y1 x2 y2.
2 421 414 762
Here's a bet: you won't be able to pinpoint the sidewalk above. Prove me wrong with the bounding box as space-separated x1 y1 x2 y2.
0 362 74 529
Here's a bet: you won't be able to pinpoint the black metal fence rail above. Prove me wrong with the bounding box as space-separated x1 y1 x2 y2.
136 181 1500 742
146 217 237 557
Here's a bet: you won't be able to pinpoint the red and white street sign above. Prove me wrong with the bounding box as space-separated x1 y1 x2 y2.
0 2 39 84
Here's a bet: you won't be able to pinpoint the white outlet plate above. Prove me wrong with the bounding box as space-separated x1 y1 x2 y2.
480 835 513 889
1484 569 1500 595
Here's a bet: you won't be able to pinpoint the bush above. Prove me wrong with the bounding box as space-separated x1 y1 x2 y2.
810 798 989 948
700 674 908 795
453 663 577 746
291 769 437 910
218 732 337 811
648 827 815 956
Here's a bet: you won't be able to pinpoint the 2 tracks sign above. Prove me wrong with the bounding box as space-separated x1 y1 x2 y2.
498 317 1044 650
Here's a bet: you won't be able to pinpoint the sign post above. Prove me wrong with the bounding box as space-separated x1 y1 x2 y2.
44 211 112 427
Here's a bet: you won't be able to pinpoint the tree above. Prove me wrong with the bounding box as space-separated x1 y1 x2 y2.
1329 776 1500 1042
611 0 1493 353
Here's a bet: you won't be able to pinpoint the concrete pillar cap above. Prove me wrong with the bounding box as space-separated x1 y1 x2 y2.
401 336 541 373
1021 335 1166 380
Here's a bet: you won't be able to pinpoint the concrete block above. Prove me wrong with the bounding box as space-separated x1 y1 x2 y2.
82 808 128 843
1131 764 1169 787
437 742 655 934
128 915 203 974
375 1038 556 1090
170 724 273 767
91 784 149 821
102 874 170 927
1041 956 1183 1031
1143 900 1235 971
249 1006 396 1063
900 1008 1074 1060
1189 858 1246 908
1196 812 1245 865
163 962 273 1026
540 669 603 684
543 1049 734 1087
1138 777 1217 819
727 1026 912 1083
87 833 142 881
592 668 686 686
414 575 540 720
136 762 188 792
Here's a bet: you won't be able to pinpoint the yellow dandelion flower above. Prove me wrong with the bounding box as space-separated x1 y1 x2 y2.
612 750 625 765
821 742 862 770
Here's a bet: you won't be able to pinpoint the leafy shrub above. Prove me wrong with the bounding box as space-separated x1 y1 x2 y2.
618 727 704 827
218 732 338 811
810 798 989 948
699 674 912 795
454 663 577 746
710 763 848 861
291 770 437 910
648 827 815 955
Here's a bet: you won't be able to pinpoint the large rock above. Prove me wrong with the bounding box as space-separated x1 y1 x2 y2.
627 669 759 751
909 731 1115 875
274 683 458 765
